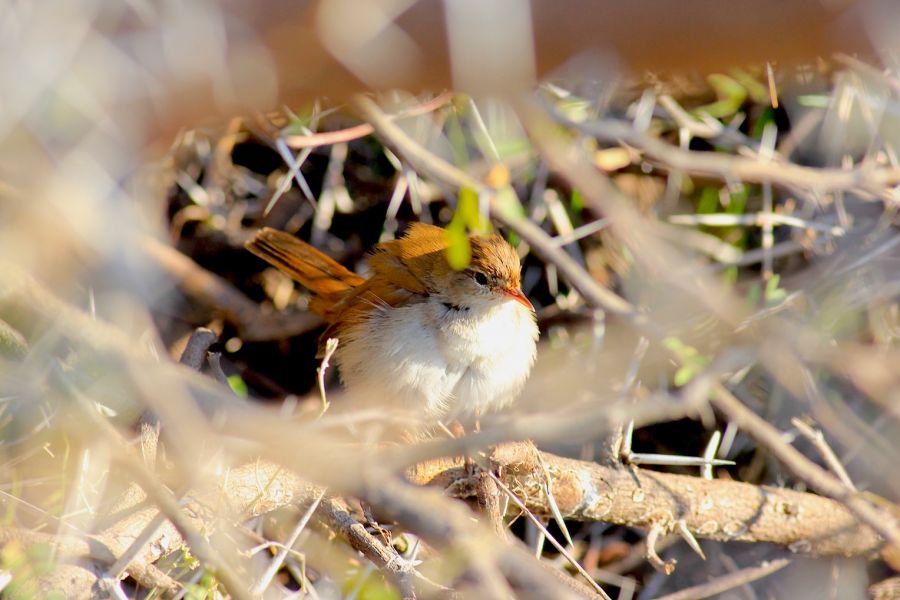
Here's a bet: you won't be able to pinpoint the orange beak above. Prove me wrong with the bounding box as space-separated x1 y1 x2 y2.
501 287 534 311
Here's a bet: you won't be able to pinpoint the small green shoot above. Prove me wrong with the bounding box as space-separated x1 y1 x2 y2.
226 374 248 398
765 274 788 306
445 187 494 270
663 336 711 387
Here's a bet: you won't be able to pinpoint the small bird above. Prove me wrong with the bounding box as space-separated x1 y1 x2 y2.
246 223 538 420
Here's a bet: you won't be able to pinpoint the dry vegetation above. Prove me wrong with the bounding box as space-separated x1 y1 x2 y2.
1 3 899 600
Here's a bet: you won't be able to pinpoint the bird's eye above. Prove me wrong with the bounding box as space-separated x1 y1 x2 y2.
473 272 489 286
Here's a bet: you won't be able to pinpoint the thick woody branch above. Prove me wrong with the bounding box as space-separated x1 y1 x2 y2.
408 443 883 558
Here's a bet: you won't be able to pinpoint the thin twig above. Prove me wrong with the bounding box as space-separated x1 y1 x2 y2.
315 496 419 598
791 418 857 491
206 352 230 386
178 328 218 370
655 557 791 600
486 470 613 600
52 367 254 600
251 489 326 596
142 236 321 341
554 109 900 200
282 92 453 149
668 212 844 236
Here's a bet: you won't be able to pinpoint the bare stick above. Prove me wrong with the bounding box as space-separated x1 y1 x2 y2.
315 497 418 599
791 417 857 491
251 489 326 597
487 471 613 600
282 92 453 149
556 110 900 199
178 327 218 370
206 351 230 386
654 558 791 600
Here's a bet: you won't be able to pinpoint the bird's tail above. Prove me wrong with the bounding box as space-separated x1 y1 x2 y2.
245 228 364 311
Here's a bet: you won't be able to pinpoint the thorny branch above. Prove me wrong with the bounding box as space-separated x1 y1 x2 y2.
351 93 900 546
5 443 883 597
3 75 899 597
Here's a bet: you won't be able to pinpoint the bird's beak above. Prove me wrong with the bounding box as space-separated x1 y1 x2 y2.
501 288 534 311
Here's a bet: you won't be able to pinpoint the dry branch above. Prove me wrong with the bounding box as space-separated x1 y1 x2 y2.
177 327 218 370
12 439 880 598
654 557 791 600
556 112 900 200
350 94 900 553
142 236 322 342
410 443 883 558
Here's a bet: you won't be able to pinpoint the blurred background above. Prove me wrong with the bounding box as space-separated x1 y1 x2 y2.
1 1 899 599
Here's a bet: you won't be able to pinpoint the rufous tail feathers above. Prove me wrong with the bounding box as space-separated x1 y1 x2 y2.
246 228 364 310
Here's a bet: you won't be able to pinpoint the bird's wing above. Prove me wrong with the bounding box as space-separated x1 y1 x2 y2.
246 228 364 308
366 222 449 295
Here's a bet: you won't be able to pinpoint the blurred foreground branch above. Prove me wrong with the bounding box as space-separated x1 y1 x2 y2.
15 443 882 597
412 442 882 557
0 261 885 596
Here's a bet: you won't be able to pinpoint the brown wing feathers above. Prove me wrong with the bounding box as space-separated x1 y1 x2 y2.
247 225 450 324
245 228 364 304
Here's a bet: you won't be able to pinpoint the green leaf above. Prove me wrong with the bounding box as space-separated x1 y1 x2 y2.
765 274 787 305
747 281 761 306
457 187 489 233
571 189 586 211
725 184 748 215
664 337 711 386
186 569 219 600
445 221 471 271
445 110 470 169
710 73 746 100
722 265 738 286
662 336 683 352
730 68 769 104
751 106 776 140
227 375 248 398
697 187 720 214
697 74 747 119
557 98 591 123
674 366 696 387
282 120 307 136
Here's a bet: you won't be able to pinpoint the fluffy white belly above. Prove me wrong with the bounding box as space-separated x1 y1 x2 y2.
335 298 538 418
